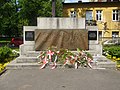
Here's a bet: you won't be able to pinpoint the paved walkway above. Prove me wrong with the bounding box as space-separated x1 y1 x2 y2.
0 68 120 90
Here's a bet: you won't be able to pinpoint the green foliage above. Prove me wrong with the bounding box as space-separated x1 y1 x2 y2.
85 52 93 59
0 46 13 63
79 57 87 67
103 46 120 58
57 49 74 64
77 48 82 52
0 0 19 37
0 37 12 41
18 0 63 25
0 62 9 73
0 64 4 73
0 0 63 36
117 61 120 65
106 54 112 59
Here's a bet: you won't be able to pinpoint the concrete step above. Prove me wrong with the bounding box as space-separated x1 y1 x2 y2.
16 56 39 63
6 60 62 69
96 62 116 69
93 56 111 62
7 60 40 69
7 59 116 70
92 55 116 69
26 50 96 57
7 51 116 70
26 51 40 57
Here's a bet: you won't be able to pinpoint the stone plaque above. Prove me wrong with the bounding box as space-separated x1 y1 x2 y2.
35 29 88 51
88 31 97 40
25 31 34 41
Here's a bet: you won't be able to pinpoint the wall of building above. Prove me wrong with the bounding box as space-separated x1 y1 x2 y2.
63 2 120 38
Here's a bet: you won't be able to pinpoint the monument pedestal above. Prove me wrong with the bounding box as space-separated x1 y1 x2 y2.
6 18 116 69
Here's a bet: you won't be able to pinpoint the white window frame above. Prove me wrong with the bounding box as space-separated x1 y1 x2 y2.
112 10 120 21
70 11 77 18
96 10 102 21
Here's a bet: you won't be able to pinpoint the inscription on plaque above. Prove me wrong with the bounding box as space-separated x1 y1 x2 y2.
25 31 34 41
88 31 97 40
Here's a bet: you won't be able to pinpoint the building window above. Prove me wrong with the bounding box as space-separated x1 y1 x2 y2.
96 10 102 21
111 0 119 2
86 10 93 20
99 31 102 38
112 10 119 21
112 31 119 38
70 11 77 18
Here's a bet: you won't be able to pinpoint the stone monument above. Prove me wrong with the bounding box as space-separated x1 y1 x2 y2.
20 17 90 55
7 17 116 69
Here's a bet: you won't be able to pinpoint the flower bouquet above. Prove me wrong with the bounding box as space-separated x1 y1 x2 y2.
37 47 93 69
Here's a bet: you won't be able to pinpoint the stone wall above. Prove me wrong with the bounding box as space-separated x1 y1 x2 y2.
20 17 102 56
37 18 85 29
35 29 88 50
87 26 102 55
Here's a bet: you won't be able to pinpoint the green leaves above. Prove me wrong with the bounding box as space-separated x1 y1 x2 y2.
0 46 12 63
57 49 74 64
104 46 120 58
0 0 20 36
19 0 62 25
0 0 63 36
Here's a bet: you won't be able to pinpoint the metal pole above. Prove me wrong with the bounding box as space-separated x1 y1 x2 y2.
52 0 56 17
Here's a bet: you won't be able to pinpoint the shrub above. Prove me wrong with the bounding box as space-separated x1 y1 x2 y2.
0 64 4 73
103 46 120 59
108 46 120 58
0 46 13 63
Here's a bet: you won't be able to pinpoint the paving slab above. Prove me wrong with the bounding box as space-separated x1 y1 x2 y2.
0 68 120 90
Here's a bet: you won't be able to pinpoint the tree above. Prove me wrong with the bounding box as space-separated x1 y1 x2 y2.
55 0 63 17
0 0 17 37
0 0 63 36
18 0 63 25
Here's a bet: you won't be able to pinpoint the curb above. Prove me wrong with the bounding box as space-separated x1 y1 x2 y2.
0 68 7 76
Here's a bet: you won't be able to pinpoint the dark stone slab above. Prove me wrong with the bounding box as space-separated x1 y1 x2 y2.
88 31 97 40
35 29 88 50
25 31 34 41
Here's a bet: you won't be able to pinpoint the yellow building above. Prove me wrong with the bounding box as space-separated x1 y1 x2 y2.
62 1 120 41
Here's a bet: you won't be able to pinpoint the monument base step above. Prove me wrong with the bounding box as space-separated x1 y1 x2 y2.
16 56 39 63
18 55 110 64
7 60 116 70
97 62 116 69
92 56 116 69
93 56 113 62
26 50 98 57
26 51 40 57
7 60 40 69
7 50 116 70
7 60 63 69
